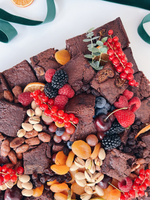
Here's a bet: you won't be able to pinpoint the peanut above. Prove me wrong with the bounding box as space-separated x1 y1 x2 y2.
27 109 35 117
10 137 25 149
22 189 33 197
22 123 33 131
15 144 29 154
24 130 38 138
22 182 33 190
8 150 17 165
4 90 13 102
25 137 40 146
16 153 23 160
38 132 51 143
33 124 42 132
19 175 30 183
31 100 38 110
1 139 10 157
35 107 42 116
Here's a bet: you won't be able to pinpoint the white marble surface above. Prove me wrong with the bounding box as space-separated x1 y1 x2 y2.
0 0 150 79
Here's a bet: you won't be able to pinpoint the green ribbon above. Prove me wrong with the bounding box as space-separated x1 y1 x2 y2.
0 0 56 43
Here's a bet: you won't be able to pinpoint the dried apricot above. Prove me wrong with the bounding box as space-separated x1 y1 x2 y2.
51 164 69 175
47 179 58 186
54 192 67 200
107 189 121 200
72 140 91 159
71 182 85 195
55 151 67 165
55 50 71 65
102 185 114 200
90 143 101 159
33 184 44 197
66 151 75 167
50 183 69 193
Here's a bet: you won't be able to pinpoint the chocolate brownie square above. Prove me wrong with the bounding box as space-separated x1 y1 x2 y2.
0 100 26 137
61 53 95 93
23 143 51 174
30 48 61 82
0 73 11 99
3 60 37 90
66 17 129 57
128 71 150 100
65 93 97 141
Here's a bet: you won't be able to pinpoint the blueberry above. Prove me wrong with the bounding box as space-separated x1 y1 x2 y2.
95 108 108 116
104 103 111 111
95 96 106 109
55 127 65 136
67 141 73 149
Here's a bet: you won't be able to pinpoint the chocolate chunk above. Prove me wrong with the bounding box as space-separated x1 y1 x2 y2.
95 67 114 83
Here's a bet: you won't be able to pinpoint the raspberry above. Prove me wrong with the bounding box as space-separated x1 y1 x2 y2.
123 89 133 100
114 95 128 108
18 92 33 106
58 84 75 98
45 69 56 83
54 95 68 110
128 97 141 112
114 109 135 128
118 177 133 192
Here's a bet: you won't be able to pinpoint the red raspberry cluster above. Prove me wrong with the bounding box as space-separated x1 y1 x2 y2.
30 90 79 128
0 165 24 185
105 30 139 87
120 169 150 200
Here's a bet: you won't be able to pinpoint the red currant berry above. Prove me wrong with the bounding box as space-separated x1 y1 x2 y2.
0 166 2 172
51 115 58 122
48 99 54 106
2 165 8 173
108 30 113 35
57 118 64 124
103 42 108 46
129 190 135 198
64 117 69 123
107 49 114 56
130 68 134 74
73 117 79 124
4 174 10 183
145 169 150 176
138 190 145 197
11 169 16 175
112 58 119 66
11 174 18 182
57 110 64 117
107 38 113 43
109 55 115 61
134 177 141 184
139 174 145 181
124 192 130 198
0 175 4 185
51 106 58 114
115 42 121 48
126 62 133 68
126 73 134 81
42 96 49 103
68 114 75 121
124 67 131 74
132 183 139 190
30 92 34 98
128 79 136 86
40 104 49 111
121 57 127 64
118 50 124 57
112 36 119 42
116 65 123 73
139 169 145 175
144 179 150 186
120 194 126 200
63 113 68 118
120 72 127 79
39 92 45 98
139 183 147 191
35 99 42 106
64 122 71 128
7 168 13 174
44 109 51 116
134 82 139 87
33 90 41 97
17 166 24 175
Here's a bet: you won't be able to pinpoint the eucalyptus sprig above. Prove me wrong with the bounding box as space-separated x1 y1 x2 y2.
83 28 108 70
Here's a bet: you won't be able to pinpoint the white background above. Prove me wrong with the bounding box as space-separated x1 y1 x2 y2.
0 0 150 79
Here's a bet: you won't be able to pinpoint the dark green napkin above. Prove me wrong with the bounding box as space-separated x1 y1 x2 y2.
0 0 56 43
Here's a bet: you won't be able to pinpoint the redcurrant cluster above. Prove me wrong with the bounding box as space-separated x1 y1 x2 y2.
105 30 139 87
120 169 150 200
30 90 79 128
0 165 24 185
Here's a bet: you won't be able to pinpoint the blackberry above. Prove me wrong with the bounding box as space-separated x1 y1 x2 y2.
44 83 58 98
104 120 125 136
102 134 121 150
52 69 68 89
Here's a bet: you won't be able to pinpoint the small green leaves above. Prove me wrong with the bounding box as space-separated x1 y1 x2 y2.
96 40 103 46
90 62 103 70
87 27 95 33
84 54 94 59
101 37 108 43
83 38 91 42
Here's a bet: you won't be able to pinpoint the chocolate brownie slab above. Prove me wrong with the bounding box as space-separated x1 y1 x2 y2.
66 17 130 57
61 53 95 93
0 100 26 137
0 73 11 99
23 143 51 174
3 60 37 90
30 48 61 82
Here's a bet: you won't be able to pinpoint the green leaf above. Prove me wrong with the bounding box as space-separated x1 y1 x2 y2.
93 52 100 56
84 54 93 59
86 32 94 38
101 37 108 43
87 43 96 48
90 61 103 70
96 40 103 46
87 27 95 33
99 47 108 53
88 47 99 53
91 36 100 40
83 38 91 42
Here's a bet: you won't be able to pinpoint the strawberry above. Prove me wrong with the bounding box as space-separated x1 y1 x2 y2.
45 69 56 83
114 109 135 128
54 95 68 110
58 84 75 98
114 95 128 108
123 89 133 100
128 97 141 112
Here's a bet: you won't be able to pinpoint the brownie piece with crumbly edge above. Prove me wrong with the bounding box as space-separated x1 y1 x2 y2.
3 60 37 90
23 143 51 174
0 73 11 99
66 17 130 57
61 53 96 93
30 48 61 82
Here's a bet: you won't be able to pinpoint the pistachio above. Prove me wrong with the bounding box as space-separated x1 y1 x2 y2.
22 181 33 190
84 170 93 182
80 193 92 200
75 172 85 180
17 180 23 189
70 163 79 171
74 157 85 168
89 160 96 174
33 124 43 132
94 185 104 196
35 107 43 116
29 116 40 124
94 157 102 166
31 100 38 110
17 129 26 138
5 180 14 188
98 148 106 160
22 123 33 132
19 175 30 183
85 158 92 169
84 186 93 195
0 184 7 190
76 179 87 187
95 165 101 172
22 189 33 197
86 182 96 187
27 109 35 117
